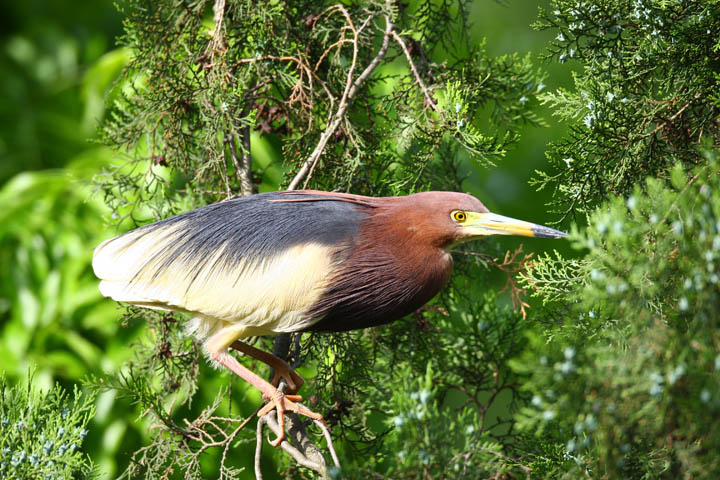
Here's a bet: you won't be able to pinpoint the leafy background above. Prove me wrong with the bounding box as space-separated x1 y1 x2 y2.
3 0 717 478
4 0 565 477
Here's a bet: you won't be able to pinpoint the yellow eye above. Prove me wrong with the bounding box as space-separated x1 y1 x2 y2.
452 211 467 223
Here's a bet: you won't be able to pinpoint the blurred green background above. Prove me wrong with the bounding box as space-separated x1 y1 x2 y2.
0 0 573 477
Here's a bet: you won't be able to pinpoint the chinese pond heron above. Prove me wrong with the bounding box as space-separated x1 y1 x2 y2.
93 190 565 445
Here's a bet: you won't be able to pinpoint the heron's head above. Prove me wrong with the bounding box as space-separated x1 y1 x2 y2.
387 191 566 249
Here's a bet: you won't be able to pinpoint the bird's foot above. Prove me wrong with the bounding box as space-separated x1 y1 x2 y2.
269 365 305 396
257 389 326 447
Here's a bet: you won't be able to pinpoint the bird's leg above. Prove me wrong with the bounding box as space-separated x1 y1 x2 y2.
229 340 304 395
212 351 325 447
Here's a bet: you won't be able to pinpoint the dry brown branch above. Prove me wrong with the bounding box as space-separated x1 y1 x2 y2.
646 93 698 139
313 37 354 72
234 55 334 106
207 0 227 61
288 14 393 190
390 31 439 111
458 246 534 319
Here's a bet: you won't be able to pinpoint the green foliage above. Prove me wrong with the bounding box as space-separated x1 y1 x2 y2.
0 373 95 479
5 0 719 478
506 1 720 478
98 0 544 217
519 157 720 478
533 0 720 219
89 0 550 477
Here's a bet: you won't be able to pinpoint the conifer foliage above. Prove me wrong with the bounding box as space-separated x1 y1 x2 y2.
0 374 95 479
88 0 720 478
534 0 720 219
519 0 720 478
96 0 544 477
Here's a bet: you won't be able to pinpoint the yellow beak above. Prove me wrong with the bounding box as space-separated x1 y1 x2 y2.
465 212 566 238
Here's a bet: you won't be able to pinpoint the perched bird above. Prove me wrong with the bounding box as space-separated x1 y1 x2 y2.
93 190 565 445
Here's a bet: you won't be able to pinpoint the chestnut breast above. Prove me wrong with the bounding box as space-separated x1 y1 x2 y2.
305 197 455 332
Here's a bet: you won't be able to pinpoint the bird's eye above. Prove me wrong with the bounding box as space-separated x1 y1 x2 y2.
452 211 467 223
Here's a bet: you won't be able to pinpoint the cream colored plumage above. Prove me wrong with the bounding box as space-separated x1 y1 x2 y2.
93 218 341 356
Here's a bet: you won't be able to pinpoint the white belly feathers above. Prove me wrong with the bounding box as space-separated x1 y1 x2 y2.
93 221 342 353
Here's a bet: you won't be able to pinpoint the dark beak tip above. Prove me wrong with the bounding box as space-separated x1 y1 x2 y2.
531 226 568 239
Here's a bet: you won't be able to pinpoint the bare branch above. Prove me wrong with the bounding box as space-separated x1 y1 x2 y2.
391 31 439 111
234 55 334 105
288 15 393 190
263 414 329 474
457 246 534 318
229 129 254 196
254 378 339 477
207 0 226 56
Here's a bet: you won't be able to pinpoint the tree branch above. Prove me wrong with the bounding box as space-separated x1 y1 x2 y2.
255 379 339 478
288 14 393 190
390 30 439 111
207 0 226 57
230 128 254 196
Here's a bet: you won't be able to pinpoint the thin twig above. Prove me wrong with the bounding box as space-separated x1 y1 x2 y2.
255 416 265 480
642 94 698 140
391 30 439 111
457 247 534 318
315 419 341 469
288 14 394 190
235 55 334 104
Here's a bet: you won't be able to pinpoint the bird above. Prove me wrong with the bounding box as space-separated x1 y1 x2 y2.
92 190 565 445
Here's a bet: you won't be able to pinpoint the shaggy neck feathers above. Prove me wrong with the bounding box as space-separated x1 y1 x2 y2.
305 199 454 332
